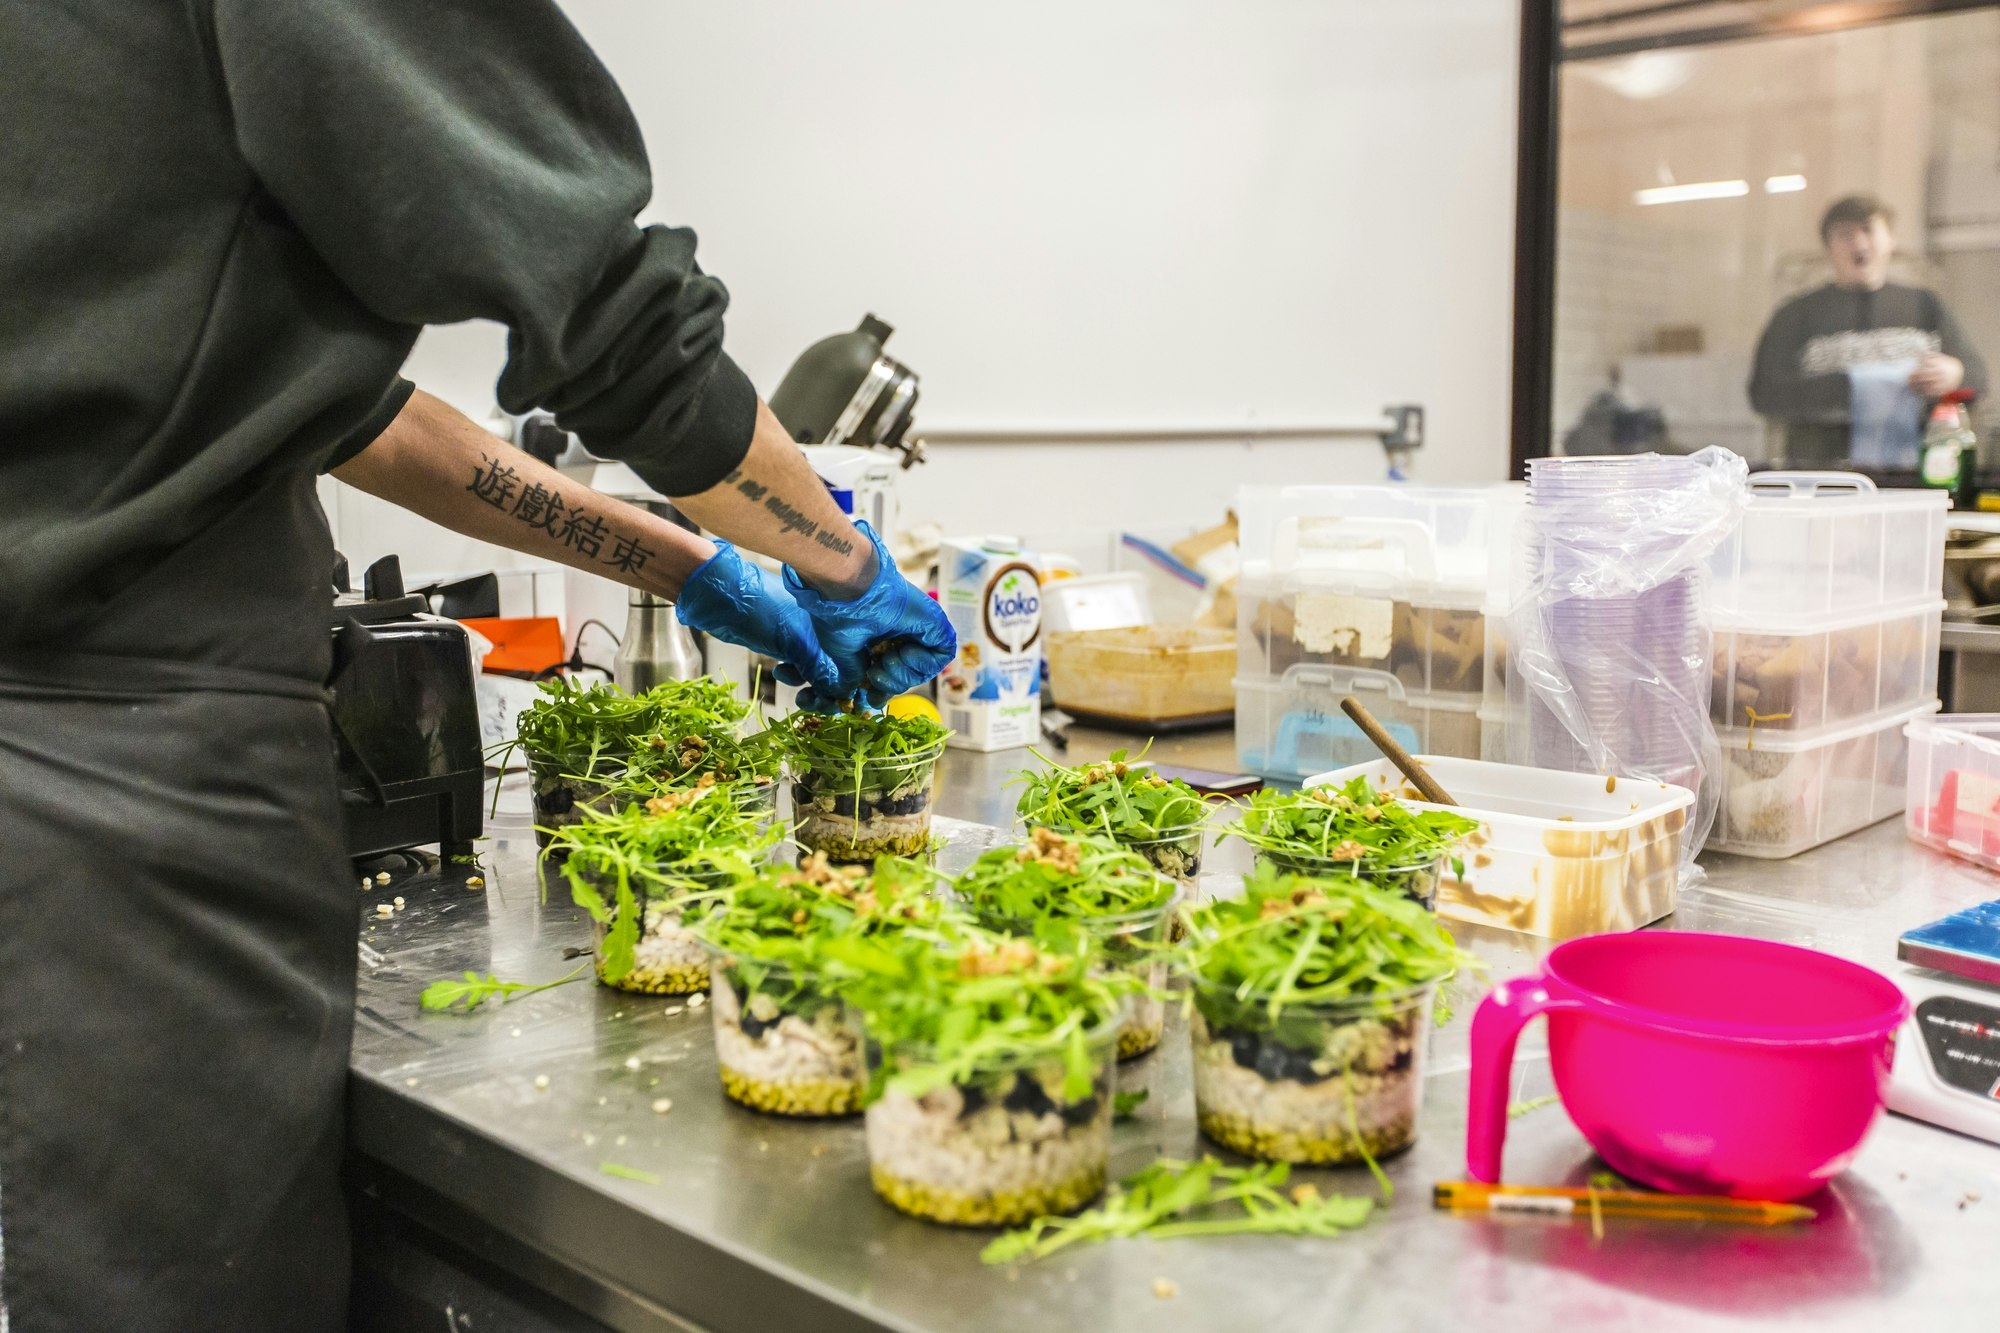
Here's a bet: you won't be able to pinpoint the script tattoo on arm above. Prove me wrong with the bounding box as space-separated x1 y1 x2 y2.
716 469 855 558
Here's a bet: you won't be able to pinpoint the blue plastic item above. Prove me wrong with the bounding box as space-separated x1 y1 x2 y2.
1245 708 1423 780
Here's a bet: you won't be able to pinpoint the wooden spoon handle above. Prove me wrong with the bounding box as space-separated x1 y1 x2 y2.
1338 695 1458 807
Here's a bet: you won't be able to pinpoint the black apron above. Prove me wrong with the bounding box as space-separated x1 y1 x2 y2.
0 643 356 1330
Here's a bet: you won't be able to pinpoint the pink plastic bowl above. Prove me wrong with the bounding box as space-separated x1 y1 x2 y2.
1467 932 1908 1201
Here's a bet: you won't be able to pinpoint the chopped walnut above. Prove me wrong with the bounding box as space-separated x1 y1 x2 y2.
642 788 705 816
1017 825 1084 875
956 937 1046 978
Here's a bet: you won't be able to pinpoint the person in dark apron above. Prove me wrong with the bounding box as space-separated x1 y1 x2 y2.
0 5 952 1329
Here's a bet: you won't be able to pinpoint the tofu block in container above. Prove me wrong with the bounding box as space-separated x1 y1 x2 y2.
1904 713 2000 871
1045 625 1235 726
1311 756 1695 941
1709 700 1937 859
1235 665 1480 781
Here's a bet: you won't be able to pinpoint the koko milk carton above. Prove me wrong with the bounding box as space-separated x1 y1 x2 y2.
938 536 1042 751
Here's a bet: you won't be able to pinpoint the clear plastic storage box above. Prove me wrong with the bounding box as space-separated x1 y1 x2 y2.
1233 484 1519 778
1709 700 1937 859
1236 486 1516 695
1710 599 1943 733
1904 713 2000 871
1313 756 1695 941
1236 666 1481 781
1707 472 1948 622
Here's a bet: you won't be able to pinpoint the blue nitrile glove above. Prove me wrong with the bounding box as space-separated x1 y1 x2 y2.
676 541 845 698
781 520 957 711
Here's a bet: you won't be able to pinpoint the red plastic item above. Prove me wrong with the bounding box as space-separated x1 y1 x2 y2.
1467 932 1908 1201
461 616 567 674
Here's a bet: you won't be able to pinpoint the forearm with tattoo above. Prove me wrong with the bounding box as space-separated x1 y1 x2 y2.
714 466 856 559
671 401 876 597
331 389 711 596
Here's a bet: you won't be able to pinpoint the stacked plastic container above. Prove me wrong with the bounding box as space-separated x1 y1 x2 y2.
1509 454 1720 804
1233 485 1522 780
1906 714 2000 870
1705 473 1948 857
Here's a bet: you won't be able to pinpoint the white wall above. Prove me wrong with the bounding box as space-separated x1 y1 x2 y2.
338 0 1520 574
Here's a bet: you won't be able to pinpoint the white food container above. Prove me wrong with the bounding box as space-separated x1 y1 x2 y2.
1312 756 1695 941
1709 699 1938 859
1904 713 2000 871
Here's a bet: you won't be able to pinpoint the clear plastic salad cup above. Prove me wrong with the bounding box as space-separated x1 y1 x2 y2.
1106 822 1206 883
586 865 738 995
1086 904 1175 1060
1255 849 1447 910
790 741 946 863
862 1018 1120 1226
526 749 626 847
973 901 1175 1062
1188 977 1436 1164
707 955 864 1117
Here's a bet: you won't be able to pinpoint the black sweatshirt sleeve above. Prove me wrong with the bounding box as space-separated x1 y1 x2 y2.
1748 296 1848 421
206 0 755 495
320 377 417 474
1928 291 1990 402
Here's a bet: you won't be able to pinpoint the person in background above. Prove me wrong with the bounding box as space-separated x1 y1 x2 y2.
1749 194 1988 465
0 3 953 1329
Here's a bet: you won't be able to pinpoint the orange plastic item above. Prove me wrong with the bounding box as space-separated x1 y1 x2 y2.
461 617 567 674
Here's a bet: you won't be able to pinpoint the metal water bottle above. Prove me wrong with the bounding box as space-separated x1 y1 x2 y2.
613 592 703 692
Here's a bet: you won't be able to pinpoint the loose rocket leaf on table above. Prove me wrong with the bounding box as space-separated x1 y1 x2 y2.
419 964 588 1012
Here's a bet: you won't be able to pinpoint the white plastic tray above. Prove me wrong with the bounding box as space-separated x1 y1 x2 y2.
1310 756 1696 941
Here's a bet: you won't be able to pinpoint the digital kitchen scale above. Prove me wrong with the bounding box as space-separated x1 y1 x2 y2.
1888 901 2000 1146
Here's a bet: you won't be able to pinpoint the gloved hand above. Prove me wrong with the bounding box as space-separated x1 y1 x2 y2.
675 541 844 698
782 520 957 710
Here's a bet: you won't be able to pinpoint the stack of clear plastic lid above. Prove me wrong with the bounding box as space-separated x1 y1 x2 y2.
1704 473 1946 859
1233 483 1521 779
1509 454 1733 803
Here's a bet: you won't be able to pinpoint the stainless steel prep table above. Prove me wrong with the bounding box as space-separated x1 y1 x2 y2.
347 729 2000 1333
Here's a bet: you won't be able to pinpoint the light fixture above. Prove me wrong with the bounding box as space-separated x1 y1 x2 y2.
1634 179 1750 206
1764 174 1808 194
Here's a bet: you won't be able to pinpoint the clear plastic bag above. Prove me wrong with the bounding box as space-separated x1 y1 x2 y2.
1501 449 1750 864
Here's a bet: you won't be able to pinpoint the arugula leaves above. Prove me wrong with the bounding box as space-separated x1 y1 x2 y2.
1177 864 1475 1037
953 829 1176 930
826 928 1130 1104
980 1156 1374 1264
612 678 781 789
1221 776 1476 872
419 963 589 1012
547 787 777 985
510 677 675 773
1012 748 1208 842
773 709 949 792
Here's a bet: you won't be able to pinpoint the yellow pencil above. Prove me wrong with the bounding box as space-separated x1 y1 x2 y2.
1433 1180 1816 1226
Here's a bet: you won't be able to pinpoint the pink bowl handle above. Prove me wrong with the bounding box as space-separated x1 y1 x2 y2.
1466 972 1577 1183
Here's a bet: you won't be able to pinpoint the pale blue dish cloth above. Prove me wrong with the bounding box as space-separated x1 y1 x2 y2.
1848 359 1924 467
